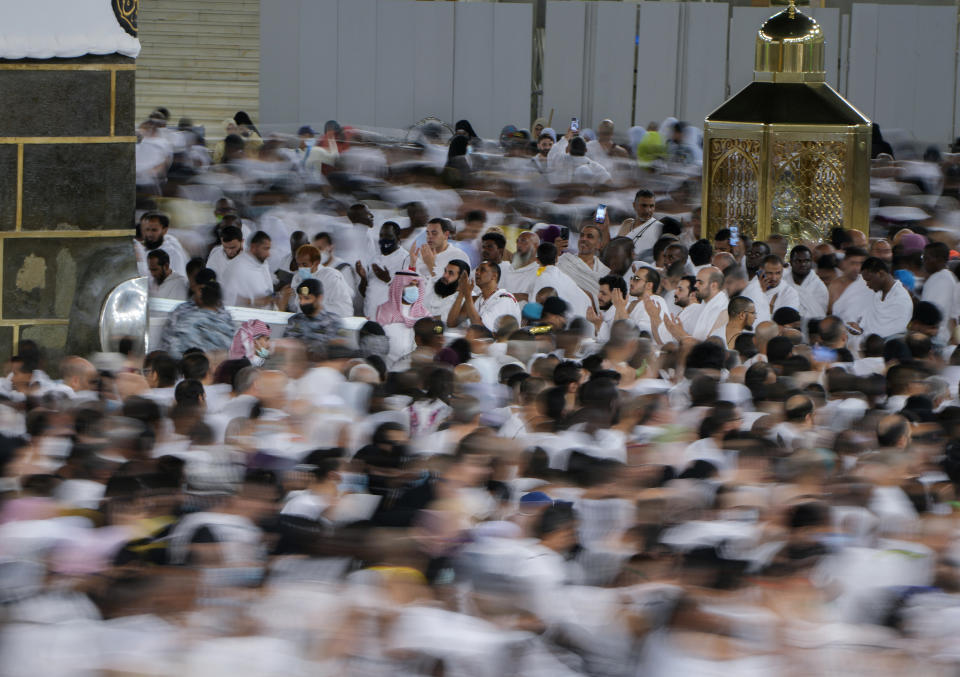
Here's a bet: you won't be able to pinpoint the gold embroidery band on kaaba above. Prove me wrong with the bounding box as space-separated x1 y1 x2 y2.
112 0 138 38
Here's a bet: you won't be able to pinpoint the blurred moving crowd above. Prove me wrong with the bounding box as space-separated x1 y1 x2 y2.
4 109 960 675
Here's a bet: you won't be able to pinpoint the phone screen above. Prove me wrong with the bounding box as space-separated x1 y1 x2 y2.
595 204 607 223
730 225 739 247
571 117 580 133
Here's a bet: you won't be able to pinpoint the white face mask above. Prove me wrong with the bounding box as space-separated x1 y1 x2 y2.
320 250 332 265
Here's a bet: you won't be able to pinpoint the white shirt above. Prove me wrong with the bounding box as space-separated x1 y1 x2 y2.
784 270 829 320
739 278 773 325
423 283 459 321
557 252 609 301
691 291 729 341
500 260 539 296
763 279 801 316
474 288 521 332
618 218 662 261
221 251 274 307
861 280 913 339
531 265 592 318
415 241 468 280
149 272 189 300
833 276 873 325
364 246 411 318
922 268 957 343
628 294 673 344
135 234 188 279
206 244 241 282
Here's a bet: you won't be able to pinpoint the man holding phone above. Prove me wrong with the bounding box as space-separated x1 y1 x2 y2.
607 189 661 261
557 223 610 303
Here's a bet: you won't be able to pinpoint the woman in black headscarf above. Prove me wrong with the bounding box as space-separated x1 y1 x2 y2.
444 135 472 187
455 119 478 141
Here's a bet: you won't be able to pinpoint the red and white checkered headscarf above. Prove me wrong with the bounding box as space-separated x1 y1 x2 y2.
376 272 430 328
229 319 271 360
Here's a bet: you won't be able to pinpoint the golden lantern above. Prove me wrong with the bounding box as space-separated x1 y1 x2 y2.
701 0 871 246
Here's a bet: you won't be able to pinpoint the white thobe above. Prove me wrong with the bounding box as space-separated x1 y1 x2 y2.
149 272 189 300
860 280 913 339
784 271 829 320
415 242 469 280
500 261 539 296
628 294 673 344
474 289 522 331
921 268 957 343
206 244 240 282
763 280 801 316
739 278 772 325
618 218 662 261
531 265 593 318
690 291 729 341
833 277 873 325
221 252 274 307
135 234 188 279
557 253 610 301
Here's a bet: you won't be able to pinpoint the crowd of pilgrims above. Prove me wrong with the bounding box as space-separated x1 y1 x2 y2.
4 109 960 674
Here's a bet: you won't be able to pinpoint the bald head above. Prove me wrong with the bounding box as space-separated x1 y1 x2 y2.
695 266 724 302
60 356 96 393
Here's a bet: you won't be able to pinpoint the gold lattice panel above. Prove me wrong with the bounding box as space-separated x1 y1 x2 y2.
771 140 847 236
707 138 762 240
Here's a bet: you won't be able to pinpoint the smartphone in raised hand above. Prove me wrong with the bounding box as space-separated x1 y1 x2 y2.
595 204 607 224
570 117 580 133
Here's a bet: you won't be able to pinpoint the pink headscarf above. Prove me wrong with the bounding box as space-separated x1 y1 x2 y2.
376 272 430 327
229 319 271 359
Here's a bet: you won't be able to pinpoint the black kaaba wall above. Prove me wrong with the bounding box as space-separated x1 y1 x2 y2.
0 53 139 368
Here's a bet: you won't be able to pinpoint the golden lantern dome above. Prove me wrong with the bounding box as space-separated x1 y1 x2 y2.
755 1 825 80
701 0 871 247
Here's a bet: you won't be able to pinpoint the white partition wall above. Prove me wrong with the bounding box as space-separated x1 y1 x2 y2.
451 3 532 139
261 0 960 146
543 1 587 132
413 2 455 125
677 3 729 126
848 4 957 146
586 2 636 131
635 2 681 129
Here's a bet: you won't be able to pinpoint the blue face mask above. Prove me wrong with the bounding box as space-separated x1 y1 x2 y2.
402 286 420 304
298 267 312 280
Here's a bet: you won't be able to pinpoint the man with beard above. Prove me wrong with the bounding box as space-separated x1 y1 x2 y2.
760 255 800 316
784 245 828 322
587 275 628 342
608 189 661 260
745 241 770 280
725 296 757 349
146 249 189 300
221 231 276 308
136 211 188 278
828 246 870 323
558 224 610 303
357 222 410 318
424 259 470 320
206 226 244 282
447 261 521 331
626 266 672 344
501 230 540 299
672 274 701 333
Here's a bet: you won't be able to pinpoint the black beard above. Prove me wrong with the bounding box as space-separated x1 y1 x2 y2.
143 237 163 251
599 302 612 312
434 279 459 298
